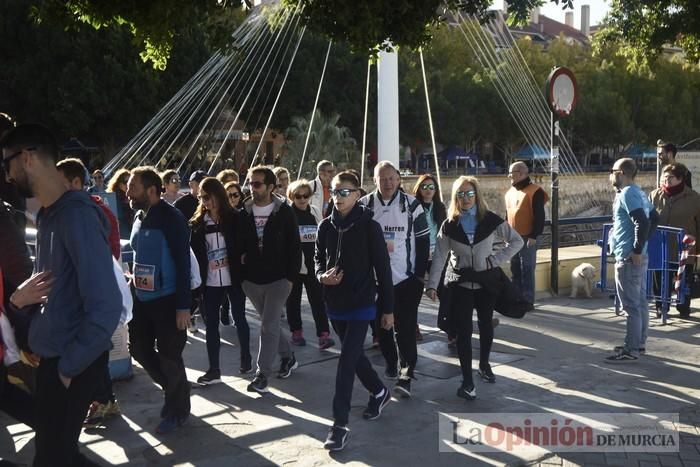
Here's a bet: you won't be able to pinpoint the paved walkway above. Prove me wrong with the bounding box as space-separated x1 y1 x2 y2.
2 292 699 466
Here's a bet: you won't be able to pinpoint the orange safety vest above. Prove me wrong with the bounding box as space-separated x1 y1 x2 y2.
505 183 549 237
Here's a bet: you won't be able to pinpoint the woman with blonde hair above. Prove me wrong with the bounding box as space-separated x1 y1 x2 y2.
106 168 133 239
425 176 522 401
285 179 334 349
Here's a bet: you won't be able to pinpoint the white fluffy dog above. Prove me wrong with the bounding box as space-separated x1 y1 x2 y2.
570 263 596 298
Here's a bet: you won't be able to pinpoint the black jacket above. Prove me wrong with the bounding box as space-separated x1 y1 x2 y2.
292 204 320 275
0 200 32 295
242 195 301 284
315 204 394 316
175 193 199 224
190 207 249 289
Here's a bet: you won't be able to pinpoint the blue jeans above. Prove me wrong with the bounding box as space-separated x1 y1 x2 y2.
511 238 537 303
331 319 384 426
614 255 649 354
203 285 250 370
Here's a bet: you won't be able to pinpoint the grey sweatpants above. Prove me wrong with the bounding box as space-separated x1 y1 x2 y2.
242 279 293 376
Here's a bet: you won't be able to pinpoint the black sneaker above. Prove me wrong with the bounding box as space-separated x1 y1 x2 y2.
247 373 269 393
478 364 496 383
362 387 391 420
277 354 298 379
197 369 222 385
323 425 350 451
457 382 476 400
613 345 646 355
394 376 411 398
604 351 639 363
384 365 399 380
240 354 253 374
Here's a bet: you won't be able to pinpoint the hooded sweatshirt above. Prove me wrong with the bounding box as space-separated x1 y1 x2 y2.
315 204 394 319
30 190 122 378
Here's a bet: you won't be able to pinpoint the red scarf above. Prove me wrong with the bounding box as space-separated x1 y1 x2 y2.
661 183 684 197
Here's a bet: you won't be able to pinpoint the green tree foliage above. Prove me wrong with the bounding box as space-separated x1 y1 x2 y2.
0 0 232 165
596 0 700 67
285 0 574 55
31 0 246 69
283 110 358 176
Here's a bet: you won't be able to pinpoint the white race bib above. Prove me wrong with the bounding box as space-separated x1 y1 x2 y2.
207 248 228 271
133 263 156 291
299 225 318 243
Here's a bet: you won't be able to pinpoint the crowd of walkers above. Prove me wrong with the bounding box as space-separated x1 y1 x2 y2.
1 118 695 463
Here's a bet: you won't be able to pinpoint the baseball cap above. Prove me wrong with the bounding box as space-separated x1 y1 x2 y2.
189 170 207 183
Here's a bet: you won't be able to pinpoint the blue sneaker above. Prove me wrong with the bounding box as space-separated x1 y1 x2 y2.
156 416 180 434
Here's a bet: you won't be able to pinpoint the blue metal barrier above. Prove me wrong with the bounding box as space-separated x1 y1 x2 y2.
598 224 688 324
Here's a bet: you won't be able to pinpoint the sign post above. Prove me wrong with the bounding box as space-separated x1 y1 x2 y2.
546 67 577 295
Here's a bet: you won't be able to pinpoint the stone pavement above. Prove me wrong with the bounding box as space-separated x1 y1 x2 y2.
1 293 699 466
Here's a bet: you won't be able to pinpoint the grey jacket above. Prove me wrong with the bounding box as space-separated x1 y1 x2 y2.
427 210 524 290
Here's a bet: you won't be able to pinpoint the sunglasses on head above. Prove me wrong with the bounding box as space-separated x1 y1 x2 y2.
249 181 266 189
294 193 310 200
228 192 241 199
331 188 358 198
420 183 436 191
456 190 476 199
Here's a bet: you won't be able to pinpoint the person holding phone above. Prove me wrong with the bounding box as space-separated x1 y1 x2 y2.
315 171 394 451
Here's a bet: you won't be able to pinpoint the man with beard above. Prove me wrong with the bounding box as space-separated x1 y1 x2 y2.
605 158 653 363
657 140 691 189
241 166 301 393
504 161 548 304
2 124 121 466
126 166 192 433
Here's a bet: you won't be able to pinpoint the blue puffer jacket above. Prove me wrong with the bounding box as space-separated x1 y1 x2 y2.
130 200 191 311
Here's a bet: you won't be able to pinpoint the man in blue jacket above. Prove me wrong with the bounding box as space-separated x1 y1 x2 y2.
2 123 121 466
126 166 192 433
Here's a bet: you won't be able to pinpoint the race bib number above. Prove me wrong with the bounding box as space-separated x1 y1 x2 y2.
133 263 156 291
383 232 396 253
299 225 317 243
207 248 228 271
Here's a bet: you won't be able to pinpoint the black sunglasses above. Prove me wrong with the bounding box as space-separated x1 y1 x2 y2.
249 181 266 189
331 188 358 198
294 193 310 200
228 192 241 199
2 146 35 172
198 194 210 202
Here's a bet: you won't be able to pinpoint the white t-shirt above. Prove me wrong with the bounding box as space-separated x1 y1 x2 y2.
204 213 232 287
252 202 275 248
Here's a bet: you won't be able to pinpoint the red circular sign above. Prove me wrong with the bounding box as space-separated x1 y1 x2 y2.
546 67 577 117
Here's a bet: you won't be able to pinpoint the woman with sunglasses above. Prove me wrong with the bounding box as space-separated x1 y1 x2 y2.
190 178 252 384
425 176 522 401
285 180 334 350
224 181 245 209
161 169 183 205
412 174 447 342
315 171 394 451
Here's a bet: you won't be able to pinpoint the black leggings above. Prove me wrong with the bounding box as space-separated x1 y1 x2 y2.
450 286 496 385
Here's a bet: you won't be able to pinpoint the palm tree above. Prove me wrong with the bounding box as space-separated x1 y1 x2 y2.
283 110 359 178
